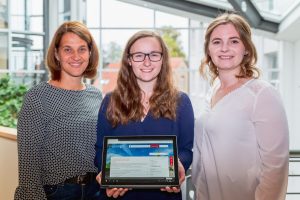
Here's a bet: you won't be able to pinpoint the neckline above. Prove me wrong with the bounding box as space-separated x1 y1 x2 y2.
46 81 88 92
210 78 254 110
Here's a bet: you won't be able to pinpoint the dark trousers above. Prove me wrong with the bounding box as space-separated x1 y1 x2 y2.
43 179 100 200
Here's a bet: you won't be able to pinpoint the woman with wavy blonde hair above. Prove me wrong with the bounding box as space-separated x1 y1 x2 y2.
192 13 289 200
95 30 194 200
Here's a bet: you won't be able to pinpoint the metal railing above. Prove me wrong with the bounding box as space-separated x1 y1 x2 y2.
286 151 300 200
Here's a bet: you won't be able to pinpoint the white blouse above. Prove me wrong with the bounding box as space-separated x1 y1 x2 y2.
192 79 289 200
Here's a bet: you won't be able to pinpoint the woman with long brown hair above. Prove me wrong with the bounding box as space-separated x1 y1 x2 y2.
95 30 194 200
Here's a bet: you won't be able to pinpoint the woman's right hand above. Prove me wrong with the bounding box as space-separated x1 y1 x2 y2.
106 188 129 198
96 172 129 198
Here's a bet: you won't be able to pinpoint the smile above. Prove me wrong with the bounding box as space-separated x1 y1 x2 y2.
141 69 153 72
219 56 233 59
69 63 82 67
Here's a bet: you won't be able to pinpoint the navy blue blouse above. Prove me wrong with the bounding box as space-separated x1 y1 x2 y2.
95 92 194 200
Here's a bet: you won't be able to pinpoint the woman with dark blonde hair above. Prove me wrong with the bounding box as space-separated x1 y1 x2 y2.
95 30 194 200
15 21 102 199
192 13 289 200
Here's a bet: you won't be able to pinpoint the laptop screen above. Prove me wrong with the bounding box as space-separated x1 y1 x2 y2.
101 135 179 188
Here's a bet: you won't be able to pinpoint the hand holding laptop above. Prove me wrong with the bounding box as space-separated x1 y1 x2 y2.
96 158 185 198
96 172 130 198
160 159 185 193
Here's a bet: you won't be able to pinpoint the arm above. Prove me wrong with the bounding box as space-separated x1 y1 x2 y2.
177 93 195 171
14 92 47 200
253 87 289 200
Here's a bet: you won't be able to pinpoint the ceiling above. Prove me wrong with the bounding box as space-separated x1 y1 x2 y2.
121 0 300 42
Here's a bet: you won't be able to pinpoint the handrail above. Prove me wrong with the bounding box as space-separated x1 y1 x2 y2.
0 126 17 141
287 151 300 196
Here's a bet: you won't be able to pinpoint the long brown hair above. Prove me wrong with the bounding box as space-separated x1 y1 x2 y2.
107 31 179 127
200 13 260 85
46 21 99 80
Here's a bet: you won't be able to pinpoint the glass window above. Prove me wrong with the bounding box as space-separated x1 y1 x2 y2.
96 29 143 94
11 0 25 30
252 0 298 17
86 0 203 100
155 11 188 28
11 33 44 71
265 53 279 88
102 0 153 28
59 0 71 23
89 29 101 49
0 0 8 28
86 0 100 27
11 0 43 32
28 0 44 32
0 33 8 69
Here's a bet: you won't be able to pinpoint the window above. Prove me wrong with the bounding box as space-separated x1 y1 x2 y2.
101 0 153 28
59 0 71 23
11 0 43 32
0 0 8 28
0 33 8 69
11 33 43 71
265 53 279 88
7 0 45 86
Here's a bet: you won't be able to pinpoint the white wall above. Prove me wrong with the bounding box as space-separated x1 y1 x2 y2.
278 41 296 150
291 40 300 151
0 137 18 200
252 32 299 151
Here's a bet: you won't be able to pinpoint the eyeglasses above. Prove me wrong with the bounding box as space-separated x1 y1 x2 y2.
129 52 163 62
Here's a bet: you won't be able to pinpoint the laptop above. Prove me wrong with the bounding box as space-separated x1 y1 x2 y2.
100 135 179 188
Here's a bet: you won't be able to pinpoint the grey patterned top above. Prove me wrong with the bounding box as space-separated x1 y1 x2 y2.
14 82 102 200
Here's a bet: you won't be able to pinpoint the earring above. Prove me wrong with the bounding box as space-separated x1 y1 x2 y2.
244 51 249 56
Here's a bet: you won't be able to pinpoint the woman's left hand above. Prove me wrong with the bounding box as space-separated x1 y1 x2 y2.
160 159 185 193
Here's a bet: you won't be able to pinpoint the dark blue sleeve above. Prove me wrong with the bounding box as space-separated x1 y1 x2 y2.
177 93 194 171
94 94 112 172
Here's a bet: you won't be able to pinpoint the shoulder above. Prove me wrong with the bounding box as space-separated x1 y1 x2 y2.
103 92 112 102
99 92 112 112
246 79 276 96
86 84 101 92
85 84 102 96
20 82 49 112
178 91 191 102
177 91 193 111
24 82 48 100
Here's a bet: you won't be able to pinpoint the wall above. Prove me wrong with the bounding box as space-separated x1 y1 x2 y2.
278 40 297 151
0 127 18 200
292 39 300 151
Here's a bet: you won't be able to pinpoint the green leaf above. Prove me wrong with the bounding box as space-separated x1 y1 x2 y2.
0 75 28 128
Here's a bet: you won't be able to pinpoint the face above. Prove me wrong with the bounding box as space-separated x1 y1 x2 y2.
128 37 163 86
56 32 90 79
208 23 246 74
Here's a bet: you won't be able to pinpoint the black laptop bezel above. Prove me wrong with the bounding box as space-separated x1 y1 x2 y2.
100 135 179 188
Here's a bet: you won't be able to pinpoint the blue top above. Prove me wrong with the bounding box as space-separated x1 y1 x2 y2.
95 92 194 200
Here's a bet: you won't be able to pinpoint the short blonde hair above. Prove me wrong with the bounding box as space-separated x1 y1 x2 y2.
46 21 99 80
